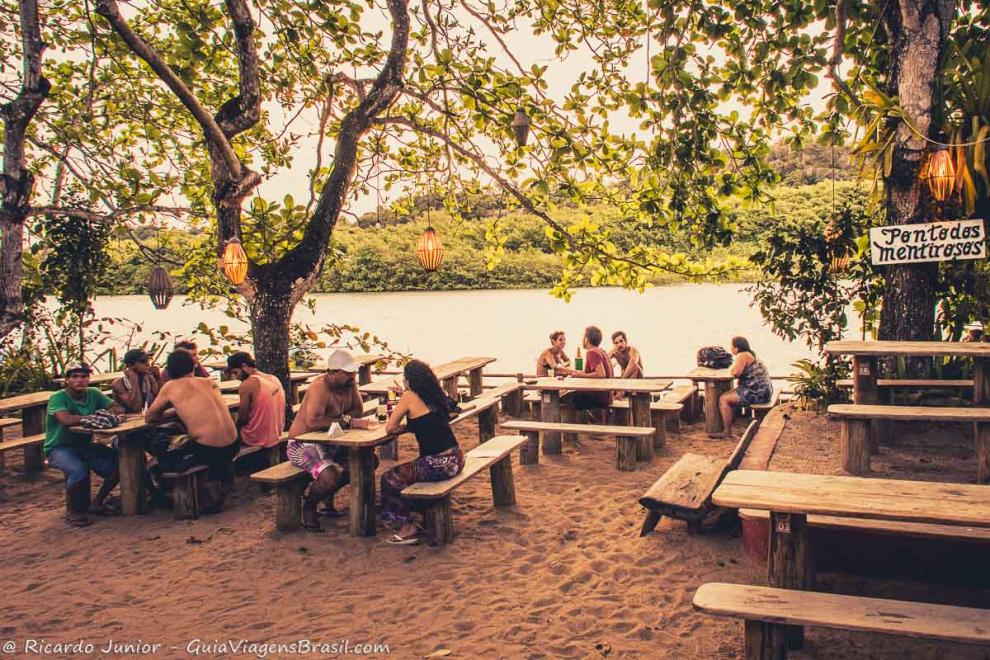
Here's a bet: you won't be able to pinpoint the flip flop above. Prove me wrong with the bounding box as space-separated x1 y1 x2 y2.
386 533 420 545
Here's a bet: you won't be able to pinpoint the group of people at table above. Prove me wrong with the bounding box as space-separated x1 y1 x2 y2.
42 339 469 545
534 326 773 438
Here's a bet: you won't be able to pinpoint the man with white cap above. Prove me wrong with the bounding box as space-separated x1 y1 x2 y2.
287 349 377 530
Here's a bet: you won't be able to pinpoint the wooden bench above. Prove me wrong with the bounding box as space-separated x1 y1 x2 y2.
251 461 311 532
747 389 781 420
639 420 759 535
610 399 684 447
693 582 990 659
660 384 698 428
0 417 20 430
160 464 210 520
0 433 45 472
401 434 526 546
837 378 973 390
500 419 655 470
827 403 990 481
234 432 288 469
739 508 990 543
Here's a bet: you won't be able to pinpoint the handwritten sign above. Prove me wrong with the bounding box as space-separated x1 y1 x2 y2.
870 219 986 265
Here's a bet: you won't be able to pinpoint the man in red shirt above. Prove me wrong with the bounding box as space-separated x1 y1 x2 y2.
557 325 614 420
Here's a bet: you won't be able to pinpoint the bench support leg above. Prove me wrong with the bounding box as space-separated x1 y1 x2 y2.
561 405 578 447
744 619 786 660
118 433 147 515
489 455 516 506
666 411 681 433
976 422 990 484
639 509 662 536
348 447 377 537
650 410 666 450
22 406 44 473
358 364 373 386
425 495 454 547
616 435 637 471
630 393 654 462
504 375 524 417
442 376 459 401
173 473 200 521
768 512 811 650
478 407 497 445
840 419 871 475
541 391 562 455
530 399 541 421
520 431 540 465
275 479 306 532
468 368 483 398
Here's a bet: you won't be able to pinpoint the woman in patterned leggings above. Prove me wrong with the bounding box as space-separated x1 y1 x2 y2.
716 336 773 440
380 360 464 544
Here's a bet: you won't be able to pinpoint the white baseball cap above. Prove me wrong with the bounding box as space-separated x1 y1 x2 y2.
326 349 359 373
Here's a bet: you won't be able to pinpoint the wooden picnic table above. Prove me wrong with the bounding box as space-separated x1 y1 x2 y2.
296 354 386 385
712 469 990 646
70 394 240 516
524 377 672 462
293 422 405 537
360 356 496 398
687 367 735 434
0 390 55 471
825 340 990 408
219 372 312 403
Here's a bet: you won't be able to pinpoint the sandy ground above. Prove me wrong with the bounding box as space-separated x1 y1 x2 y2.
0 401 987 659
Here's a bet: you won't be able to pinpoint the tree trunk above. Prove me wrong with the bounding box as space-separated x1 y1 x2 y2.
877 1 955 376
250 277 293 400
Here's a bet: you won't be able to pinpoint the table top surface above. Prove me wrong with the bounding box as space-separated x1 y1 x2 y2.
687 367 735 381
293 422 403 448
825 340 990 358
525 377 672 393
70 394 240 434
0 390 55 412
360 356 496 394
712 469 990 528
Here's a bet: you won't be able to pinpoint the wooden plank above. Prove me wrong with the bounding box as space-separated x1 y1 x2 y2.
524 377 672 393
610 400 684 412
739 508 990 542
836 379 974 389
402 435 526 500
639 453 728 513
0 434 45 452
713 470 990 527
693 583 990 645
0 417 22 429
828 403 990 422
687 367 734 381
0 391 52 414
501 420 654 436
360 356 496 395
251 461 308 484
826 339 990 358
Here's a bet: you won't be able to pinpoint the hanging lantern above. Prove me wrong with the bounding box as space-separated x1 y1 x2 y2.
417 226 444 272
829 254 850 274
221 236 248 285
511 107 531 147
921 146 956 202
824 217 850 274
148 265 174 310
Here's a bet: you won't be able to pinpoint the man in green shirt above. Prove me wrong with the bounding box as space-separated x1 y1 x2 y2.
46 363 124 527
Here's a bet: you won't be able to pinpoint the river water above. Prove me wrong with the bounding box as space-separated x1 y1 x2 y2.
92 284 853 378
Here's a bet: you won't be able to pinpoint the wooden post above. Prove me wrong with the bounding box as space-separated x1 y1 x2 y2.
489 455 516 506
840 418 871 475
560 405 578 446
21 405 44 473
172 472 199 520
541 390 562 454
358 363 373 386
116 433 147 515
478 407 497 444
650 410 666 450
348 446 377 537
530 398 541 421
520 430 539 465
616 435 637 471
504 374 525 417
744 619 786 660
768 511 812 649
666 410 681 433
703 381 723 434
976 422 990 484
630 393 654 462
426 495 454 547
852 355 883 448
639 510 662 536
274 479 305 532
379 439 398 461
468 368 483 398
442 376 458 400
974 358 990 405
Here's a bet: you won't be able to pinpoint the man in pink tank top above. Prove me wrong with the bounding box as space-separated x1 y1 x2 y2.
227 352 286 449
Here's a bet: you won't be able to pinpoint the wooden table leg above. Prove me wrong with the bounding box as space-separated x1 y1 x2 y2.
379 440 398 461
442 376 459 401
703 380 730 434
974 360 990 483
116 432 147 515
768 511 813 650
630 393 653 463
468 368 483 398
840 419 871 475
21 405 45 473
348 446 377 537
541 390 562 454
852 355 883 446
478 406 497 444
358 364 373 386
561 405 578 446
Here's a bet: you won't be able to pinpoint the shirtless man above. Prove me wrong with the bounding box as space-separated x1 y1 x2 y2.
609 331 643 400
226 351 285 450
535 330 570 377
287 349 376 530
146 350 238 511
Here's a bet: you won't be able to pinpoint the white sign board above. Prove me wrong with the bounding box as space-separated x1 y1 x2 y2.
870 219 986 265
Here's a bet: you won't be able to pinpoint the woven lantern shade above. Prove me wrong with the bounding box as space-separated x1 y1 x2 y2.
921 147 956 202
221 237 248 285
148 265 174 310
512 107 531 147
417 226 444 272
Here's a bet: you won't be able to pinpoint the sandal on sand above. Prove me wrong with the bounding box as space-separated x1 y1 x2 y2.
386 533 420 546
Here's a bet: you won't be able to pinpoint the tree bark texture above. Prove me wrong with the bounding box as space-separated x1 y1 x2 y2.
0 0 50 341
877 1 955 375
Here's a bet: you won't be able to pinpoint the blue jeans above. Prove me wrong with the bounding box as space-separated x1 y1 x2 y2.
47 444 118 487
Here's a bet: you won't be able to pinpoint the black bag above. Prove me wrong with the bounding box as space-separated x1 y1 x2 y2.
697 346 733 369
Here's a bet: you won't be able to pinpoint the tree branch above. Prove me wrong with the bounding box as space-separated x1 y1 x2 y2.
213 0 261 137
826 0 863 110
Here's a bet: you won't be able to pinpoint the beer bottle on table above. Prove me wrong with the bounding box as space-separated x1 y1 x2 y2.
376 396 387 422
386 388 397 418
574 347 584 372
